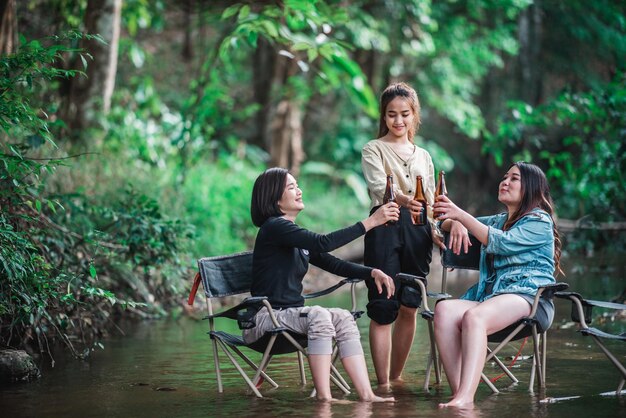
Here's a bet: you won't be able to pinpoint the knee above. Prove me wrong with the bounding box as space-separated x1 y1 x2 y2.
397 305 417 321
334 308 355 324
461 308 486 330
306 306 335 338
434 300 453 329
307 306 333 326
434 299 449 319
367 299 400 325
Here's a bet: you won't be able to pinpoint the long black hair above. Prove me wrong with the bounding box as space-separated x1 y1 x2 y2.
504 162 563 276
250 167 289 227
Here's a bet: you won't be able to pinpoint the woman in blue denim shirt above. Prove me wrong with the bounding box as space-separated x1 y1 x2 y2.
432 162 563 408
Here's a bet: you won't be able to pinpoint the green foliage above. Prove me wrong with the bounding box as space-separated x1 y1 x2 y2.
0 32 95 144
0 33 191 360
488 74 626 223
219 1 378 117
180 159 260 256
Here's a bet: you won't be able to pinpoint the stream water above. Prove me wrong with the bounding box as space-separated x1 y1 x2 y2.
1 254 624 417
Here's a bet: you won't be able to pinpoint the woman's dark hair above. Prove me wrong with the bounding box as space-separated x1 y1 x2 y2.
377 82 421 142
251 167 289 227
504 161 563 276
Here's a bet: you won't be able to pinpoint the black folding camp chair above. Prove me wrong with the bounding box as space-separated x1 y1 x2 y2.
187 251 364 398
555 291 626 394
421 232 568 393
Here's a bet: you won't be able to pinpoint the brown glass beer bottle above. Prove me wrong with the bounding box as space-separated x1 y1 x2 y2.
435 170 448 197
383 174 397 225
413 175 427 225
434 170 448 218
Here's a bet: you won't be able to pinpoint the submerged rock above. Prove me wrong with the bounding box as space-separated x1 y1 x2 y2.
0 349 41 383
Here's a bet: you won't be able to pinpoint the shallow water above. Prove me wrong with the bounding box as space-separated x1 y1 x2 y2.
1 255 625 418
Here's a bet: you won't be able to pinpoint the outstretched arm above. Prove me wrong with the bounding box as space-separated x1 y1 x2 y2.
434 195 489 246
361 202 400 231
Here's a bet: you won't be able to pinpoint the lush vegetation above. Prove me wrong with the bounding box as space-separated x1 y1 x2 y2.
1 0 624 361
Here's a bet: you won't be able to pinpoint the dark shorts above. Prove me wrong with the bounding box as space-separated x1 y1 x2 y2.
363 206 433 325
488 293 555 342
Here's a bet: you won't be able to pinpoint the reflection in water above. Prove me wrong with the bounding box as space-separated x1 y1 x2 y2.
0 255 624 418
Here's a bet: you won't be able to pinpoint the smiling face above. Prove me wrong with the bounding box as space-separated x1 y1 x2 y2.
277 174 304 220
498 165 523 209
383 97 415 140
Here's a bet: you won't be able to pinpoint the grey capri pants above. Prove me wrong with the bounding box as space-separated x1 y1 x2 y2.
242 305 363 358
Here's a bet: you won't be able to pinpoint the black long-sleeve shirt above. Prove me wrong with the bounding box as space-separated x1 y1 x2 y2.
251 217 373 308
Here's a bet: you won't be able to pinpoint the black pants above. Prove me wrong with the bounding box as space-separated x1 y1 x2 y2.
364 206 432 324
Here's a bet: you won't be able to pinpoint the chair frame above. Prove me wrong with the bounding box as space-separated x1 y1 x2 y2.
419 232 568 394
555 291 626 394
188 251 364 398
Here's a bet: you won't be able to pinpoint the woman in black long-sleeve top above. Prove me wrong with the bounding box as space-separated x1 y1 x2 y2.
243 167 397 402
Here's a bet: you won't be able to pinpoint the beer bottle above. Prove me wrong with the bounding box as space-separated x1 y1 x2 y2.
383 174 397 225
413 175 427 225
435 170 448 198
434 170 448 218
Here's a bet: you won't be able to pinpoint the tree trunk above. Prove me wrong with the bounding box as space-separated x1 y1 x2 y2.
0 0 17 55
251 37 276 150
60 0 121 134
181 0 194 62
518 1 543 105
267 52 305 175
269 99 304 176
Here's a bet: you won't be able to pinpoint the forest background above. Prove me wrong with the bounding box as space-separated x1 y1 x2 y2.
1 0 624 364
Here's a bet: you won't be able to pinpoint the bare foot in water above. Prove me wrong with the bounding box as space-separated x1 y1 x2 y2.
438 397 474 409
365 395 395 402
390 377 405 384
375 382 392 393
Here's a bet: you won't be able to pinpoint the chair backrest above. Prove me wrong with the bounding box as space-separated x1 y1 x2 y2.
441 232 482 270
198 251 253 298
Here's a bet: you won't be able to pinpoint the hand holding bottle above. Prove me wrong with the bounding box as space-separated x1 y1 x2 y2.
362 202 400 231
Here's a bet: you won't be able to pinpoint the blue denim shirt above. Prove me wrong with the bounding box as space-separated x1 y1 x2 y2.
460 208 556 302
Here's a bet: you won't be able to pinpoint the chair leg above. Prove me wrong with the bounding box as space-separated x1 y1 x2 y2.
424 319 441 391
424 354 433 391
297 351 307 385
212 338 223 393
230 345 279 389
215 339 264 398
490 349 519 383
481 372 499 393
252 335 278 390
590 335 626 393
540 329 548 388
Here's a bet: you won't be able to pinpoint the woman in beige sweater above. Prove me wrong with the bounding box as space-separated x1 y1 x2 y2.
361 82 468 388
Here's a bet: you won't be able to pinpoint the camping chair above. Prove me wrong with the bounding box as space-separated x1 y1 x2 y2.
555 291 626 394
422 232 568 393
187 251 364 398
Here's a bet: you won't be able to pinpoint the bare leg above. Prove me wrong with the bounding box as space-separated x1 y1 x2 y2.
309 354 333 401
390 305 417 381
369 321 392 386
434 299 477 395
341 355 395 402
439 295 531 408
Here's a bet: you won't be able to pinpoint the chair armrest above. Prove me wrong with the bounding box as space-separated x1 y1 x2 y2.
527 282 568 318
303 277 364 300
396 273 432 311
537 282 569 299
556 291 626 327
204 296 268 321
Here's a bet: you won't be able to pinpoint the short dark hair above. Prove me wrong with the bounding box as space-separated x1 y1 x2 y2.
251 167 289 227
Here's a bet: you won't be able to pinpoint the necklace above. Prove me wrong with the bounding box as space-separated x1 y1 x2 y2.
383 141 416 163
